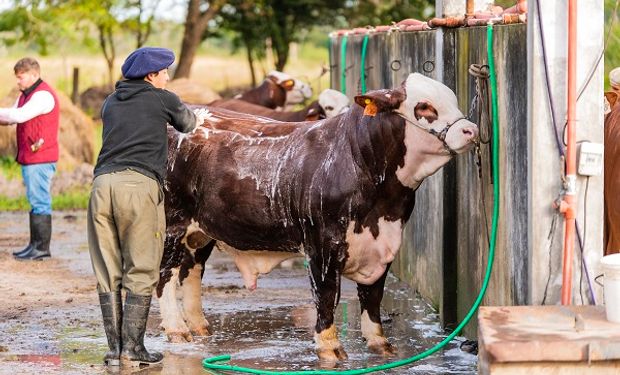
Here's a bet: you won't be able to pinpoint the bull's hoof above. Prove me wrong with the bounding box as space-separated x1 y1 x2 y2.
190 324 211 337
368 340 396 356
167 331 193 343
317 346 348 363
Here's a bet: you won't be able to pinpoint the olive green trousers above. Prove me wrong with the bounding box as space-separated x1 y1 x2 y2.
87 170 165 295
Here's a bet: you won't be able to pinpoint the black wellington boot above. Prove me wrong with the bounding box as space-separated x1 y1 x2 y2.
15 214 51 260
12 212 36 257
120 293 163 367
99 291 122 366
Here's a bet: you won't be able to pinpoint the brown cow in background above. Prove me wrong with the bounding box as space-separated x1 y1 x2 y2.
605 91 620 255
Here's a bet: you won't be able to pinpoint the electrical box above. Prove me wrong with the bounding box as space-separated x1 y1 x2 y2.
577 142 604 176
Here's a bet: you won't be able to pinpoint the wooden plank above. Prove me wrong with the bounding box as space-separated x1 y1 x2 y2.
479 306 620 368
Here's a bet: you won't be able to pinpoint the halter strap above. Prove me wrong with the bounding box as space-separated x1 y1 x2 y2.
398 115 466 156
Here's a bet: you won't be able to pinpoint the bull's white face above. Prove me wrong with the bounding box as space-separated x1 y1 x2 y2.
267 70 312 106
397 73 478 154
318 89 350 118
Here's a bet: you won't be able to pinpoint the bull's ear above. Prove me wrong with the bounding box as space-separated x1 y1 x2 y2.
354 88 406 116
281 79 295 91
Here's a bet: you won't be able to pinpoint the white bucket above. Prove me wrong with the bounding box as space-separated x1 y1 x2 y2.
601 253 620 323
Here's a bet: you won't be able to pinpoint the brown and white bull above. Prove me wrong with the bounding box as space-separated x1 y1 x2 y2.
605 91 620 256
157 73 478 361
210 88 350 121
234 71 312 109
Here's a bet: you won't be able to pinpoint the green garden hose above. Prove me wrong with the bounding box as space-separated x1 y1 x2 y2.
340 35 348 95
360 34 369 94
203 23 500 375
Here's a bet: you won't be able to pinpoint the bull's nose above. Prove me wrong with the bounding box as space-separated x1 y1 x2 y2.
462 125 478 140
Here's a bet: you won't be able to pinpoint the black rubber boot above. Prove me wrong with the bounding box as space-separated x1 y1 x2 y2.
120 293 163 367
12 212 36 257
99 291 122 366
15 214 51 260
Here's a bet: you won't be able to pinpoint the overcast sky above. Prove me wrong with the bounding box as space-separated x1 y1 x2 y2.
0 0 187 22
153 0 186 22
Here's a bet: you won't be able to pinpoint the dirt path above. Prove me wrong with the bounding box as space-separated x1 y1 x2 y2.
0 210 476 375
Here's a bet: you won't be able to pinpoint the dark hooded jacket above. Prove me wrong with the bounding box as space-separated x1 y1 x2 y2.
94 79 196 185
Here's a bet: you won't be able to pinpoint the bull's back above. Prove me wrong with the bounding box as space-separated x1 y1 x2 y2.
166 126 308 251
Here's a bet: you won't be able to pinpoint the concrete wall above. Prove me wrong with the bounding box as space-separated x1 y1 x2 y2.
528 1 604 306
329 25 528 339
328 0 605 337
448 25 529 337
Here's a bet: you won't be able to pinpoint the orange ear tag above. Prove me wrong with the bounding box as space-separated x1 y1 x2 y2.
363 99 377 117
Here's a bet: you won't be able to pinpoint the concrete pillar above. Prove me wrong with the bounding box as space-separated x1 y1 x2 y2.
436 0 493 17
528 0 605 305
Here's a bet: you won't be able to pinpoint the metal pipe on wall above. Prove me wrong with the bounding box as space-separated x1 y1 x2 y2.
560 0 578 305
466 0 475 18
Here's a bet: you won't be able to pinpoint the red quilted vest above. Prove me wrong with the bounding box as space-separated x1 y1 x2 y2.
15 81 60 165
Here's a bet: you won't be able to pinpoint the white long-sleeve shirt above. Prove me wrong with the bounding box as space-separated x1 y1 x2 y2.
0 91 55 125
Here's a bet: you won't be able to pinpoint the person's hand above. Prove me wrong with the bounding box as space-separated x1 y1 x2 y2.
193 108 210 126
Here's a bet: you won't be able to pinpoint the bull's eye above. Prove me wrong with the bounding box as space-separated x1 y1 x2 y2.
325 106 334 111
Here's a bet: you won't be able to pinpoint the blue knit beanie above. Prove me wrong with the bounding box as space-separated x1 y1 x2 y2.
121 47 175 79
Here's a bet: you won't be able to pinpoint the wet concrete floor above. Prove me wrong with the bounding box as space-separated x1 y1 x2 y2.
0 210 476 374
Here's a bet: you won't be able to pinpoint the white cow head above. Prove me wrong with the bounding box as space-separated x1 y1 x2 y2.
354 73 479 189
267 70 313 106
355 73 478 156
399 73 477 154
318 89 350 118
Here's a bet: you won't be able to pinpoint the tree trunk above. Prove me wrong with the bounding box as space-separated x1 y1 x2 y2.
174 0 224 79
243 38 256 87
274 45 288 72
98 24 116 86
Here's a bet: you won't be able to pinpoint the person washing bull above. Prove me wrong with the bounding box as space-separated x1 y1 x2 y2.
87 47 206 367
0 57 60 261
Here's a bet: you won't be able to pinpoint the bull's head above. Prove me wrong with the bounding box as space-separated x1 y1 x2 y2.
354 73 478 156
318 89 350 118
267 70 313 106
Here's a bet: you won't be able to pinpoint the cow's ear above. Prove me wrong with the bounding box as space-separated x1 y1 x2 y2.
606 91 618 109
281 79 295 91
354 88 405 116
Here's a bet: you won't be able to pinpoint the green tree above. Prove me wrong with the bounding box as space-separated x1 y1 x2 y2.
605 0 620 89
218 0 268 86
174 0 225 79
341 0 434 27
0 0 161 85
0 0 73 55
119 0 163 49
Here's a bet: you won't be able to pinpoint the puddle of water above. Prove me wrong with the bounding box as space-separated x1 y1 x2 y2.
0 210 477 374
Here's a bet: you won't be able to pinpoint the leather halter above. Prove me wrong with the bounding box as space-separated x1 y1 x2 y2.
398 115 466 156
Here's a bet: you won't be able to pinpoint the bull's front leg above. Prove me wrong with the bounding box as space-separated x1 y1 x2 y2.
307 249 348 362
357 264 395 356
180 240 215 337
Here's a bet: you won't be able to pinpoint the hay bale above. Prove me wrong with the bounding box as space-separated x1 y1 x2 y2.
167 78 221 104
79 80 221 117
0 87 96 172
79 84 113 120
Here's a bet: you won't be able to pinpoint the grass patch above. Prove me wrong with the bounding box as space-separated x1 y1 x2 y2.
0 187 90 211
0 156 21 180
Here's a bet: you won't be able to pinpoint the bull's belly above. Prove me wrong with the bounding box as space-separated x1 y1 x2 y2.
342 218 403 285
216 242 303 290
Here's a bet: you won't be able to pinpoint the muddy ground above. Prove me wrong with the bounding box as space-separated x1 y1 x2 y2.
0 210 476 374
